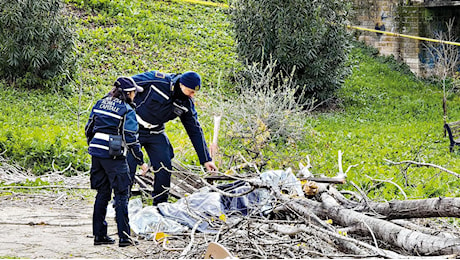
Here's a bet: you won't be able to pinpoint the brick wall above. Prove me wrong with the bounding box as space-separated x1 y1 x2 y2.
352 0 460 77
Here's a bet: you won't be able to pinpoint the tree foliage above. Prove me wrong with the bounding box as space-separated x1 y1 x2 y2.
230 0 352 102
0 0 77 88
214 59 311 170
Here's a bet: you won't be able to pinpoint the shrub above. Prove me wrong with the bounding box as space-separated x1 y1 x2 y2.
215 59 312 170
230 0 352 102
0 0 77 88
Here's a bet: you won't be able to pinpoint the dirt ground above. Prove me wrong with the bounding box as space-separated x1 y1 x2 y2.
0 189 157 259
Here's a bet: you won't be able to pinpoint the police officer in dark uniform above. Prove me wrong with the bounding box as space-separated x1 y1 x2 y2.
127 70 218 205
85 76 149 247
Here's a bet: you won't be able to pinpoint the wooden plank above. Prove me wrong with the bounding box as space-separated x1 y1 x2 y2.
133 162 206 199
171 175 198 194
134 175 154 191
133 174 190 199
172 170 206 190
132 175 153 197
169 183 189 199
172 161 207 189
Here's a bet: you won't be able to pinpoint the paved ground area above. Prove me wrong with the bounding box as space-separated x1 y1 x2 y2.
0 193 152 259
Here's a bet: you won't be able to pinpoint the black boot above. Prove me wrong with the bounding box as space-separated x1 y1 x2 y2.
94 235 115 245
119 238 139 247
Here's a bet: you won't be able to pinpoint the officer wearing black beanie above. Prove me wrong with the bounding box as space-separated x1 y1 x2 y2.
127 70 218 205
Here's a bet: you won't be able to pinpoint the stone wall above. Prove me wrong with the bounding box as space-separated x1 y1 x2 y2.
352 0 460 77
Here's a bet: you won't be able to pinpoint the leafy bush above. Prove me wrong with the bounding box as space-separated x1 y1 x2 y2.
0 0 77 88
230 0 352 102
214 59 312 170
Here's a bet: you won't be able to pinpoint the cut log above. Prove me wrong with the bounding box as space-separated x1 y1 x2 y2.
328 186 460 220
296 192 460 255
360 197 460 220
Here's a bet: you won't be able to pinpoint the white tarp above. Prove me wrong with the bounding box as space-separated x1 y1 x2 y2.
125 168 303 237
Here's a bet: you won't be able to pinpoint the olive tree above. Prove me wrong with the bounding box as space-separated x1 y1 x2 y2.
0 0 77 88
230 0 352 102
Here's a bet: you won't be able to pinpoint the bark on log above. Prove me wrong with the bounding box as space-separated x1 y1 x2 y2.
391 219 458 239
329 186 460 219
297 192 460 255
361 197 460 219
271 190 402 257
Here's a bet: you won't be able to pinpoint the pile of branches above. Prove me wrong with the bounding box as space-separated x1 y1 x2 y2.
2 153 460 258
131 158 460 259
0 154 90 208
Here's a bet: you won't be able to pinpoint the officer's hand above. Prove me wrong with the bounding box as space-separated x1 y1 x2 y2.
204 161 218 172
140 163 149 175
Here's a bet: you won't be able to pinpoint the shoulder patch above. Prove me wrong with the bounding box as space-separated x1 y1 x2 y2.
155 71 166 79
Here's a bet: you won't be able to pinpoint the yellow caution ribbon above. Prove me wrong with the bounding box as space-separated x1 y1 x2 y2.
169 0 228 8
170 0 460 47
347 25 460 47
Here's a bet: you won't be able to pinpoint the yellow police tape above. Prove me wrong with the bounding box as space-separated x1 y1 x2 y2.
348 25 460 47
172 0 460 47
169 0 228 8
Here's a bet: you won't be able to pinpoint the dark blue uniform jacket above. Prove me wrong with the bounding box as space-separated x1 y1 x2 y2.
131 70 212 164
85 96 144 165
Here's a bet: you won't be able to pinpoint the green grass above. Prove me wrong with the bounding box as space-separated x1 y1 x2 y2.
1 0 459 201
0 85 89 174
302 46 460 200
1 0 236 174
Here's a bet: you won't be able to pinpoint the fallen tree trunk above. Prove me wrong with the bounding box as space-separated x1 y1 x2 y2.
263 182 403 258
295 191 460 256
274 194 403 258
360 197 460 219
203 170 460 257
328 186 460 219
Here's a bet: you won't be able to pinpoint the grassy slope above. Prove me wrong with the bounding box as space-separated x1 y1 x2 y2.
304 47 460 200
0 0 236 173
0 0 459 200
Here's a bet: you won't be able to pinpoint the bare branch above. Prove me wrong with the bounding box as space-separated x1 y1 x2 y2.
384 159 460 178
364 174 408 200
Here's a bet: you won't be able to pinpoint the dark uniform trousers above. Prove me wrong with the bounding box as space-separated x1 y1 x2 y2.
90 157 132 239
127 131 174 206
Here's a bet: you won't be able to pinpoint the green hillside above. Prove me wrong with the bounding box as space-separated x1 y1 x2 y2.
0 0 459 201
306 46 460 200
